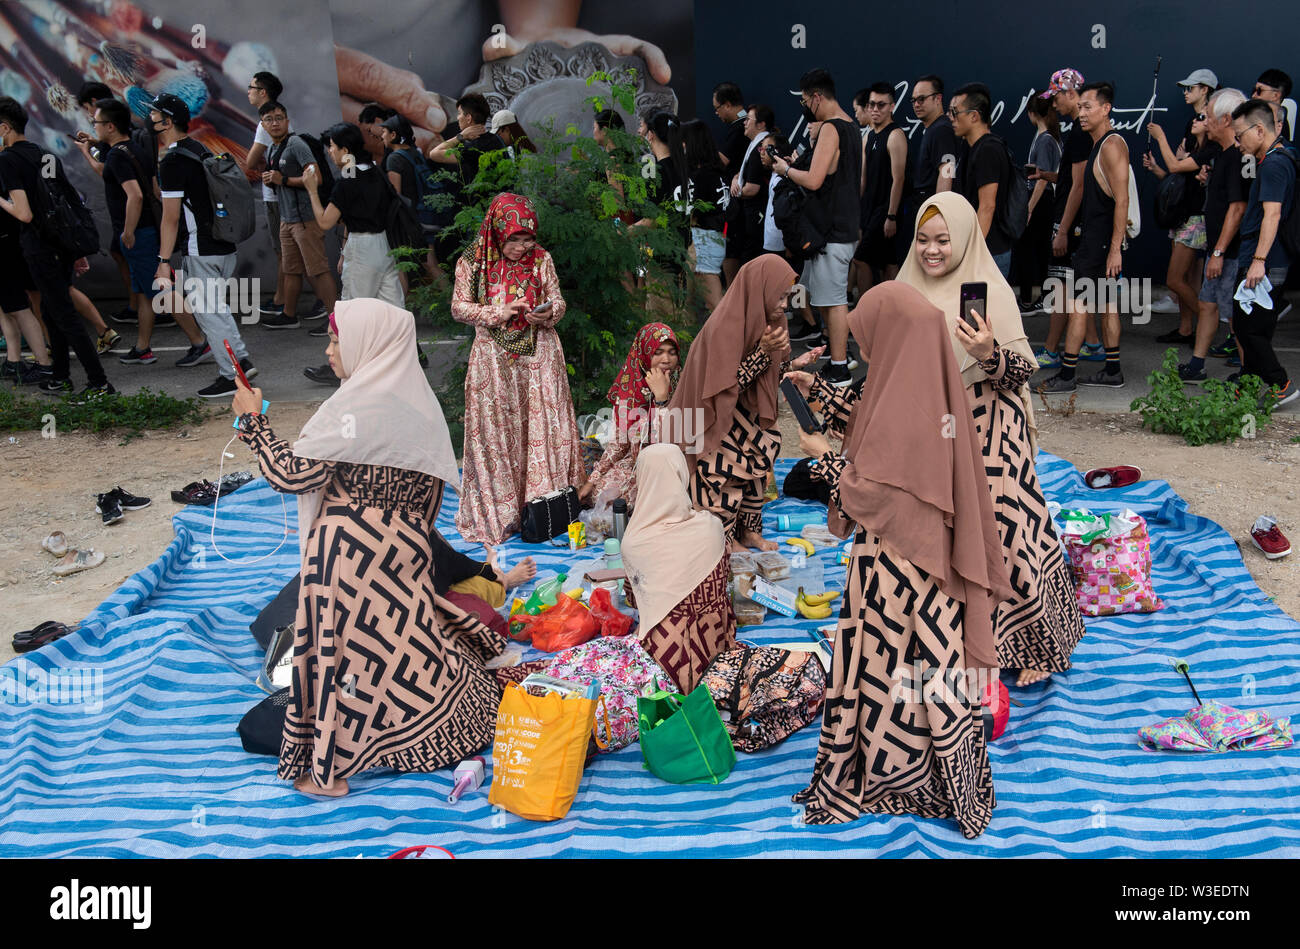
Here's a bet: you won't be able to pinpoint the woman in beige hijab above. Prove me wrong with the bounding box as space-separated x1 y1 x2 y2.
232 298 504 797
792 283 1011 839
620 444 734 692
897 192 1084 687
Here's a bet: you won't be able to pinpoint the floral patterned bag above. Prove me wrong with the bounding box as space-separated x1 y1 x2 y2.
1057 508 1164 617
701 645 826 752
544 637 669 751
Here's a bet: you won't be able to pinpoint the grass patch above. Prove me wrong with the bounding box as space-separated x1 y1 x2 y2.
0 385 211 443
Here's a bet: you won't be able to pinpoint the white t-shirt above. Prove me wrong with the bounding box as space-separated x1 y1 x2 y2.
763 171 783 252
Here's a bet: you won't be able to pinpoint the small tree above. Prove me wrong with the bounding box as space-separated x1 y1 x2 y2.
406 72 699 447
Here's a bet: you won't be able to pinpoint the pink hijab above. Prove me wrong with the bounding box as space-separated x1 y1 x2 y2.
291 298 460 559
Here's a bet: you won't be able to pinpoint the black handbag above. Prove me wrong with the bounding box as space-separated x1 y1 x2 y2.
237 688 289 756
520 486 581 544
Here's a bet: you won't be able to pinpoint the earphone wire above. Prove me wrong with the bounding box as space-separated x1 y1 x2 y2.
209 432 290 564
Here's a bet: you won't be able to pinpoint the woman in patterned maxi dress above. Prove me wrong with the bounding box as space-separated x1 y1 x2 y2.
664 255 797 553
898 193 1085 686
788 283 1013 838
234 299 505 798
452 193 584 545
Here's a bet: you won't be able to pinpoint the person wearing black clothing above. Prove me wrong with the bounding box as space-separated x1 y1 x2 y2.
713 81 748 282
428 93 504 191
1012 94 1062 311
431 533 535 638
0 96 112 397
1254 69 1294 142
0 200 51 385
683 119 729 310
1041 82 1131 394
381 113 444 288
151 93 256 399
910 75 960 205
952 83 1014 273
727 104 773 268
1181 88 1250 382
772 69 862 388
858 82 910 284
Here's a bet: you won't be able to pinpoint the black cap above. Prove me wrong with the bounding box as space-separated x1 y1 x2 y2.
147 93 191 125
612 499 627 512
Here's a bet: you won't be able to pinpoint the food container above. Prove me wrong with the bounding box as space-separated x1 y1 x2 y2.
729 552 757 595
800 524 840 548
733 593 767 627
754 551 791 580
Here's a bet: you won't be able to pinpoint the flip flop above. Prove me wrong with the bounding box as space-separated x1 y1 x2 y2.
41 531 68 556
12 621 76 652
1084 465 1142 489
52 548 105 577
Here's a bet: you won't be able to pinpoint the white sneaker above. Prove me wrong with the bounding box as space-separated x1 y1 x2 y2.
1148 293 1181 314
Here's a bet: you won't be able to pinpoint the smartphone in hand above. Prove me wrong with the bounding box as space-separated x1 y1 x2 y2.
959 282 987 331
780 378 824 434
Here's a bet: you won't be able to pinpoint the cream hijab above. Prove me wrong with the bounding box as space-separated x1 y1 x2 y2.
897 191 1039 452
620 444 728 636
291 298 460 559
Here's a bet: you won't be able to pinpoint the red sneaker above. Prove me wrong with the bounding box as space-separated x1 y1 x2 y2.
1251 516 1292 559
1084 465 1142 489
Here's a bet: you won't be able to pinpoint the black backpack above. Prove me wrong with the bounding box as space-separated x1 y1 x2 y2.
772 149 828 260
1272 147 1300 262
14 146 98 258
988 136 1029 243
379 165 425 251
388 148 450 230
1154 172 1190 230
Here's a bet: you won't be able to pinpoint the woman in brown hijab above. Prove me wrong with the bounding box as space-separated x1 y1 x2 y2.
789 282 1012 839
664 255 798 552
898 193 1085 686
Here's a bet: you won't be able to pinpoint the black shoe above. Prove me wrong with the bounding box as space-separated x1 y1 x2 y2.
96 492 125 525
153 311 176 327
788 320 822 343
37 377 73 395
818 362 853 388
1037 374 1077 394
104 485 152 511
257 301 285 317
109 307 138 325
1155 329 1195 345
1078 369 1125 389
175 342 214 368
303 363 340 387
303 303 328 322
197 375 237 398
308 324 328 337
0 361 20 383
261 311 301 330
1178 362 1208 384
71 382 117 405
1019 298 1046 316
118 346 157 365
239 358 259 380
16 363 52 386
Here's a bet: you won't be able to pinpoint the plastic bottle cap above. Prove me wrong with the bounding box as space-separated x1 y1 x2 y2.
604 538 621 555
612 499 627 512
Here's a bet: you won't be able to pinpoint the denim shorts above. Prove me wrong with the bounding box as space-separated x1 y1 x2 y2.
120 226 161 294
1197 256 1240 321
691 227 725 275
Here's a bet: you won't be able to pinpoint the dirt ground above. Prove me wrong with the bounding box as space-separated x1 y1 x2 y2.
4 400 1300 665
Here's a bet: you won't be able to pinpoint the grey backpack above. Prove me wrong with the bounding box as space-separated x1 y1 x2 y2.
171 145 256 244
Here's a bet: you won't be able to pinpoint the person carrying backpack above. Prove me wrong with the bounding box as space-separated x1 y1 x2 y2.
381 114 447 287
0 95 113 397
151 93 258 399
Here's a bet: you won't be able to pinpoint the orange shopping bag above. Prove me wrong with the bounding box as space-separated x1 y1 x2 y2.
488 680 608 821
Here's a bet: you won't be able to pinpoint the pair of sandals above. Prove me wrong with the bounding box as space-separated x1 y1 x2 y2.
171 472 256 507
12 620 77 653
41 531 104 577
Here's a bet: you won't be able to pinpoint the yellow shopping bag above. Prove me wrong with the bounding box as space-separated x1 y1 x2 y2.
488 681 608 821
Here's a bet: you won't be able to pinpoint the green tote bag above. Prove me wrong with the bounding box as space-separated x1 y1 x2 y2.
637 683 736 784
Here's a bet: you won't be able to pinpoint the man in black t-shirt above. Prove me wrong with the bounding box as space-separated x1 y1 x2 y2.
0 96 112 396
428 93 504 193
910 74 960 205
952 83 1013 272
151 94 256 399
713 82 748 282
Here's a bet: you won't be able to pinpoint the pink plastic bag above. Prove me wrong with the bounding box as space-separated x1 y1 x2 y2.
1058 508 1164 616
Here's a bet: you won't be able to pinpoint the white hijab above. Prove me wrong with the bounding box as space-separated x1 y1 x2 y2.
291 298 460 559
621 444 727 636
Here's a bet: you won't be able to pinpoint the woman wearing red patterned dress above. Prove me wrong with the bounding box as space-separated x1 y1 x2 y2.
232 298 505 798
452 193 584 545
578 322 680 508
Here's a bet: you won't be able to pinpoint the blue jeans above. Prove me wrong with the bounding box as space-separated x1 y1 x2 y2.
993 250 1012 278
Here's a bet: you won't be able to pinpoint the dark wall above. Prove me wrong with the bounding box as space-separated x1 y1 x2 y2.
694 0 1299 278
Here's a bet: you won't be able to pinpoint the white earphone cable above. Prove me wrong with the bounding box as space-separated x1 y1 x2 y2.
208 432 290 564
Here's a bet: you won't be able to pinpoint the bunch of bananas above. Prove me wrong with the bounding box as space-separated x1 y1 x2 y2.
785 537 816 556
796 587 839 619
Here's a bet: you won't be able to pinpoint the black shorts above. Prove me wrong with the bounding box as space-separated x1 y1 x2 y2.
1046 224 1083 281
0 238 35 313
1071 238 1113 281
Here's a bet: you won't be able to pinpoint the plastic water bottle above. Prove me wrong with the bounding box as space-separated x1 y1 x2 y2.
776 512 824 532
524 572 568 614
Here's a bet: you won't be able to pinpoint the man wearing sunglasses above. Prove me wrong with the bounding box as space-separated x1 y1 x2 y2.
950 82 1014 274
245 72 289 322
1253 69 1293 142
1227 98 1297 406
910 74 959 206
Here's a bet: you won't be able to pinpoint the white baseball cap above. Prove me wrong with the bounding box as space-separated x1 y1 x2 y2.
1178 68 1219 89
488 109 517 133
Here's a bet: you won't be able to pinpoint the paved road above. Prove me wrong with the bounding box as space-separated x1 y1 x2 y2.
27 290 1300 416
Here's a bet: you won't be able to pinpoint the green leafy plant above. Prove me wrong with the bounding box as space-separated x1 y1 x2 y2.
1130 348 1276 446
0 385 209 443
405 71 699 446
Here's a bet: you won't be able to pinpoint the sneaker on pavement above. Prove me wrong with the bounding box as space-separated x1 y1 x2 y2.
1019 299 1046 316
1079 342 1106 361
1037 374 1076 394
1177 362 1207 383
37 377 73 395
118 346 157 365
1078 369 1125 388
197 375 237 398
1226 354 1241 367
109 306 138 325
261 310 301 330
71 382 118 405
239 358 259 380
1034 347 1062 369
16 363 52 385
1208 335 1238 358
175 342 214 368
257 301 285 317
153 312 176 327
303 303 328 321
817 362 853 388
1149 293 1181 314
0 361 21 383
303 363 340 387
308 324 329 337
788 320 822 343
96 493 125 526
96 328 122 354
1271 380 1299 408
1155 328 1195 345
1251 515 1292 559
104 485 151 511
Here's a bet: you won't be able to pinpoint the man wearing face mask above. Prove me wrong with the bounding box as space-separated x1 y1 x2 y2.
772 68 862 388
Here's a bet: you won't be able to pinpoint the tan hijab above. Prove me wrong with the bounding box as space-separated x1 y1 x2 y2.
829 283 1012 672
291 298 460 559
664 255 795 472
621 444 728 635
897 191 1039 453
